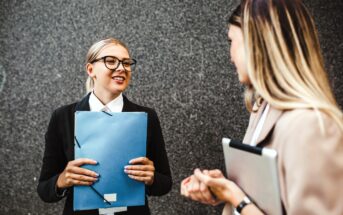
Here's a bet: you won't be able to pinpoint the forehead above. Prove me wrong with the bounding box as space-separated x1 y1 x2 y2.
99 44 129 58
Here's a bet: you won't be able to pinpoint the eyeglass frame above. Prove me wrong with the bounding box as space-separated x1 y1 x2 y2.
90 55 137 72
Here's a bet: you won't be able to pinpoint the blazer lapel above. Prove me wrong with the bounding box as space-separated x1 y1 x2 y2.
66 93 91 161
122 95 137 112
243 101 283 146
256 105 283 146
75 93 91 111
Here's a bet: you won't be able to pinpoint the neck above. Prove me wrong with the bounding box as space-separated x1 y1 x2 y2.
93 89 121 105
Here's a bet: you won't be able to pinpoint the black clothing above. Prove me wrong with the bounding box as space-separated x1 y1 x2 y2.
37 94 172 215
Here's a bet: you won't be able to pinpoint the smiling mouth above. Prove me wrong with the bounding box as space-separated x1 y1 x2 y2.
112 76 125 81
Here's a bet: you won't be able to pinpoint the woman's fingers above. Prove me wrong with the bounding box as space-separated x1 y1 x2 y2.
180 177 191 196
124 164 155 171
194 169 244 203
66 172 98 182
187 176 204 201
127 175 151 182
57 159 98 188
125 157 155 185
124 169 154 177
183 175 219 205
129 157 153 165
65 177 95 186
67 165 99 177
207 169 224 178
71 158 98 166
199 180 217 204
194 168 218 187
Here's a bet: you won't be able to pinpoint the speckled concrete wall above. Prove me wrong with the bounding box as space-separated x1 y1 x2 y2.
0 0 342 214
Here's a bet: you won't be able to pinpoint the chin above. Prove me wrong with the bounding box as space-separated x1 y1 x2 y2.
111 86 127 94
238 74 250 85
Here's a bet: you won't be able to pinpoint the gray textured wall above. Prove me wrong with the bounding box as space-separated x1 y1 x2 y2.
0 0 342 214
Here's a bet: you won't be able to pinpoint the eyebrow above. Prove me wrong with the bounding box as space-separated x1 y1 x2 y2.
98 55 131 60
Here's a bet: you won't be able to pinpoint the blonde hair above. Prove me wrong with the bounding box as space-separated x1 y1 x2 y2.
229 0 343 130
85 38 130 92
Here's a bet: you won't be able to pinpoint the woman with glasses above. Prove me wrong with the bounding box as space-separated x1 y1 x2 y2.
181 0 343 214
37 38 172 215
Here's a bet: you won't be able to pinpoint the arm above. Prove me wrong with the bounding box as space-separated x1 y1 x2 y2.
37 110 99 202
146 110 172 196
278 112 343 214
37 110 68 202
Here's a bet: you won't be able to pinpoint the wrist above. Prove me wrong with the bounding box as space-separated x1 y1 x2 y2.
235 196 253 214
55 184 68 198
56 173 66 189
227 181 246 206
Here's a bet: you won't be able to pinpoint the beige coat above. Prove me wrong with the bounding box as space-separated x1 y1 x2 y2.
223 102 343 215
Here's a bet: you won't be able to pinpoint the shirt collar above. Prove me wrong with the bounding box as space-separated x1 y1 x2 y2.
89 91 123 112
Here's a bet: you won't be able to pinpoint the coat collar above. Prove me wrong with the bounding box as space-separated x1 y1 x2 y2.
122 95 138 112
243 101 283 146
75 92 136 112
75 93 91 111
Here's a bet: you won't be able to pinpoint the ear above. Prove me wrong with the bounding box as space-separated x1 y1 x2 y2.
86 63 96 78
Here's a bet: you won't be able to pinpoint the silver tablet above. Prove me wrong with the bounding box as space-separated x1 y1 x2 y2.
222 138 282 215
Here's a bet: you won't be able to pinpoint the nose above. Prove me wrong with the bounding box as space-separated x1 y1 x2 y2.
115 62 126 72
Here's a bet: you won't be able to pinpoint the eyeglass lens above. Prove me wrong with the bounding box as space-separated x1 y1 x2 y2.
104 56 135 71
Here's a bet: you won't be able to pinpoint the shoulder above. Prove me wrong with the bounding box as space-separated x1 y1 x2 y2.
273 109 343 214
276 109 341 136
52 94 90 117
52 102 77 117
273 108 343 153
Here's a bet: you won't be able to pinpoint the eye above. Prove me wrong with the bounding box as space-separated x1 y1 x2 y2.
105 57 118 65
122 62 131 67
123 59 135 66
228 39 232 45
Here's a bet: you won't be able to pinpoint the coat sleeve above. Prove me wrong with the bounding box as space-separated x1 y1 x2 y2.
146 109 172 196
277 111 343 215
37 110 68 202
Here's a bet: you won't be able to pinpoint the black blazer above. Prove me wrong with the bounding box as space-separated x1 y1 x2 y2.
37 94 172 215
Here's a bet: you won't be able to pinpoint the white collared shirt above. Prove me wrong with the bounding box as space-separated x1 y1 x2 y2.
89 91 124 113
88 91 127 214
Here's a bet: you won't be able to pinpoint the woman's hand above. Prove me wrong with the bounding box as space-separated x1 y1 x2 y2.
56 158 99 189
124 157 155 185
193 168 246 207
195 169 265 214
180 171 222 206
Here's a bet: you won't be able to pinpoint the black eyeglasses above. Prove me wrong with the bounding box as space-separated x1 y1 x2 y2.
91 56 137 72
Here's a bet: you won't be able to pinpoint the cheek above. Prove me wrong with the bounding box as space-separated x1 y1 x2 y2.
127 73 132 82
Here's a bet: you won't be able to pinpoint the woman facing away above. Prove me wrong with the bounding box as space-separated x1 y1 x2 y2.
37 38 172 215
181 0 343 214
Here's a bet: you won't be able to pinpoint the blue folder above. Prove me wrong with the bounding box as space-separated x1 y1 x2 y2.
74 111 147 211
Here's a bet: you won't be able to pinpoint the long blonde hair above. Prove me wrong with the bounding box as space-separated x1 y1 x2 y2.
229 0 343 130
85 38 130 92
